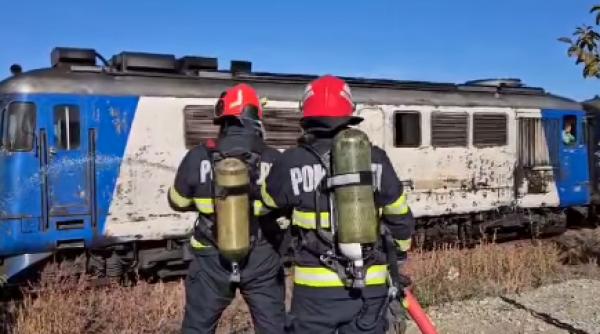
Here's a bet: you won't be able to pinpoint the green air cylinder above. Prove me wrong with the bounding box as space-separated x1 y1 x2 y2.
214 158 250 262
333 128 379 244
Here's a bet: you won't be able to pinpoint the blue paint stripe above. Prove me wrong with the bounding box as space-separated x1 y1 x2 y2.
0 94 139 256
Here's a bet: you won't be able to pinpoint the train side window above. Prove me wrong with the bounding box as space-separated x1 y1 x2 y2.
3 102 36 152
394 111 421 147
431 112 468 147
562 115 577 146
473 113 507 147
54 105 81 150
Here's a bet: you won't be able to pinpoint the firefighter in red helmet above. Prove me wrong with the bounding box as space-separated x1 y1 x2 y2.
261 75 415 333
169 83 286 334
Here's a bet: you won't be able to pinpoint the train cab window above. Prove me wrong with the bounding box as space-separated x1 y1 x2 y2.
2 102 36 152
54 105 80 150
431 112 468 147
562 115 577 146
394 111 421 147
473 113 507 147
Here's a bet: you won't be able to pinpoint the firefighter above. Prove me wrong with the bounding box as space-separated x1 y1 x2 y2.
261 75 415 334
168 84 286 334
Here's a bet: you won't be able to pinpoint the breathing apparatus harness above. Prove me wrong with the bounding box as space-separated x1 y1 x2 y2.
296 131 416 331
296 133 379 289
192 136 265 281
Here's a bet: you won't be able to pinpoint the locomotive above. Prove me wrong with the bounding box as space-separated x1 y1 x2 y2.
0 47 595 282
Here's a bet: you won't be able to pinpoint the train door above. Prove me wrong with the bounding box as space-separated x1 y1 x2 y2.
515 113 560 207
542 110 590 207
0 100 42 256
42 98 94 236
587 113 600 199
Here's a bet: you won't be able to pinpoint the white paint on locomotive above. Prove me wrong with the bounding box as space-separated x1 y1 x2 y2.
105 97 210 240
104 97 560 241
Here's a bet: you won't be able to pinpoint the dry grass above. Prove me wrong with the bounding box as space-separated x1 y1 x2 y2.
2 273 185 334
0 241 589 334
405 242 563 307
0 264 251 334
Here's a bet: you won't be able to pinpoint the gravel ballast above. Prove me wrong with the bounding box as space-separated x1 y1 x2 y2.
405 279 600 334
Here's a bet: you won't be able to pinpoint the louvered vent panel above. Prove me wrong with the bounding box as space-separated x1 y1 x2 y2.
431 112 468 147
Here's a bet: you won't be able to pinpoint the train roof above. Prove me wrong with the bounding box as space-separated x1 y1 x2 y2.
584 96 600 112
0 47 582 110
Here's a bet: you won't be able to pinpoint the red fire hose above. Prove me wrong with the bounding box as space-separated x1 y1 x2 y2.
402 288 438 334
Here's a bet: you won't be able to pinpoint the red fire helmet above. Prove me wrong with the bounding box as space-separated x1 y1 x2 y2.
214 83 263 124
300 75 360 122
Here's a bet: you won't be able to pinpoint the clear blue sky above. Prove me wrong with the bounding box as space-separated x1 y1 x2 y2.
1 0 598 101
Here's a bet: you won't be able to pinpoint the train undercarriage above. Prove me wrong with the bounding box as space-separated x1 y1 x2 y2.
1 205 598 286
0 238 193 286
413 206 573 249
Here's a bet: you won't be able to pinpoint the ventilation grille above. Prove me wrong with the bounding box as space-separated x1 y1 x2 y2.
262 108 302 149
518 118 559 167
183 105 302 149
431 112 468 147
473 113 507 147
183 105 219 149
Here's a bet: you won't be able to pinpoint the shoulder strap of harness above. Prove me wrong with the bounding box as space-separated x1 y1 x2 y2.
298 139 335 246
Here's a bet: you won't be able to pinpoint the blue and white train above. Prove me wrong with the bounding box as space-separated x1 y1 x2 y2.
0 47 595 282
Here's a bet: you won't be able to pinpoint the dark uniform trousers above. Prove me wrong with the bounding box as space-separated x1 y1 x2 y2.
182 242 286 334
289 286 388 334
